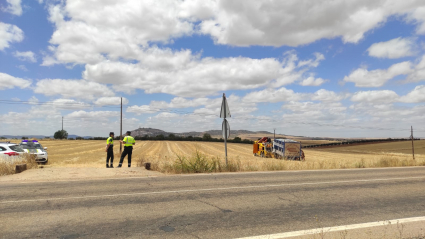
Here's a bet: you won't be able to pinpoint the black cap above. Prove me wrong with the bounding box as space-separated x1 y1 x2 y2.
110 132 114 135
126 131 131 135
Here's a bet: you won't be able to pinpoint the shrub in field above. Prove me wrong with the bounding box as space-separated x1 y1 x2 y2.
174 151 216 173
355 158 366 168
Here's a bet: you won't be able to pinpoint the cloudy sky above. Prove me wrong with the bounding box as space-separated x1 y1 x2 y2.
1 0 425 138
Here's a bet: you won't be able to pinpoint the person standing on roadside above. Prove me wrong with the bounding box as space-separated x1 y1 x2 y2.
106 132 115 168
117 131 136 168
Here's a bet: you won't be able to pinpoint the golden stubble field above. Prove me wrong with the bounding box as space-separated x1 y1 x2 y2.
8 139 424 173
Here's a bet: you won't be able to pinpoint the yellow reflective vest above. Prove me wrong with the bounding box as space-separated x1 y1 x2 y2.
123 136 135 147
106 137 113 145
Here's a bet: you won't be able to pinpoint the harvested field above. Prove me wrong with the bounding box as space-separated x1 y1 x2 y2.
4 140 424 174
312 140 425 155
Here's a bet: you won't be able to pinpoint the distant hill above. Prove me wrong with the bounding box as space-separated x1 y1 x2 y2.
0 135 52 139
129 127 272 138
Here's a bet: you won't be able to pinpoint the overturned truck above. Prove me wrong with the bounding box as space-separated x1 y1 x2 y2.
253 137 305 161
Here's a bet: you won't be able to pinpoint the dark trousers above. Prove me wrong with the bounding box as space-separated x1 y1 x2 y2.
106 147 114 165
119 146 133 167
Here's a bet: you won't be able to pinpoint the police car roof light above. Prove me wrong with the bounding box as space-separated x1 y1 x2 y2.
22 140 28 142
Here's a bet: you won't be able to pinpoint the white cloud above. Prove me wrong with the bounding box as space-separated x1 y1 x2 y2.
2 0 22 16
28 96 39 104
243 88 346 103
50 99 92 110
43 0 195 65
406 55 425 82
13 51 37 62
297 53 325 68
94 97 129 106
243 87 304 103
406 5 425 35
66 110 119 120
0 72 31 90
199 0 425 47
300 77 328 86
0 22 24 50
399 85 425 103
281 101 348 123
16 65 28 71
368 37 415 59
343 61 413 87
311 89 348 102
34 79 115 100
351 90 399 103
83 51 320 97
128 95 256 120
140 97 211 110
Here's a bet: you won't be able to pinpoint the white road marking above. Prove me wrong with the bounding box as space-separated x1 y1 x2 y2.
1 176 424 204
235 216 425 239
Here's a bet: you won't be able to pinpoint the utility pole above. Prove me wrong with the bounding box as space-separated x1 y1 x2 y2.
120 97 123 154
274 128 276 140
62 116 63 131
411 126 415 160
220 93 231 167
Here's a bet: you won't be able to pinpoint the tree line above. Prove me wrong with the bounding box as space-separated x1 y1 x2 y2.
78 133 253 144
51 130 253 144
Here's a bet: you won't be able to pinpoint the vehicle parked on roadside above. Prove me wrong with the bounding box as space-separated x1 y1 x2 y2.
0 142 25 160
19 140 48 164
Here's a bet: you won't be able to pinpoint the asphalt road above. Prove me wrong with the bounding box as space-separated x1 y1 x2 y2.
1 167 425 238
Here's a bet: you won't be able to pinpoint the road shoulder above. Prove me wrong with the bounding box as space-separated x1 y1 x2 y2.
0 166 163 183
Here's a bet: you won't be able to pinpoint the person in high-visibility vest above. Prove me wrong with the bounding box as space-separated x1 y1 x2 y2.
118 131 136 167
105 132 114 168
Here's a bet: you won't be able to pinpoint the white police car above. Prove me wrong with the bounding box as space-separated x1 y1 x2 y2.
0 142 25 159
19 140 48 164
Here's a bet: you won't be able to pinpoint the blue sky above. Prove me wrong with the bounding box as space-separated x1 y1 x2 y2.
1 0 425 138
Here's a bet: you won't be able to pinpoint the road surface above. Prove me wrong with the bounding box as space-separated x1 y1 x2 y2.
1 167 425 238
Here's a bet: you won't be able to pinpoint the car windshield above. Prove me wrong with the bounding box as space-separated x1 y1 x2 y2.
9 145 24 152
20 142 43 149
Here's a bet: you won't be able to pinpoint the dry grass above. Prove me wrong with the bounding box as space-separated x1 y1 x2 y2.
0 154 39 176
5 140 424 174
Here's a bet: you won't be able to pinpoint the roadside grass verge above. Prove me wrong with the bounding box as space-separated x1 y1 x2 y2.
0 154 38 176
137 151 425 174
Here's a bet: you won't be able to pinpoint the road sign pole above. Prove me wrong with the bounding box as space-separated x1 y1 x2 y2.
120 97 123 154
411 126 415 160
220 93 231 167
223 95 228 167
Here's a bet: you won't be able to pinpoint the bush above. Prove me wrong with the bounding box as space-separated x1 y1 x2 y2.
202 133 212 141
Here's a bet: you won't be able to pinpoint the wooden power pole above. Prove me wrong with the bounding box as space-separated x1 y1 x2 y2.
120 97 123 154
411 126 415 160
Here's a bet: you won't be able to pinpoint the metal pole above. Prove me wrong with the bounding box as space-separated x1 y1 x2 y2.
62 116 63 131
223 94 228 167
411 126 415 160
274 128 275 140
120 97 123 154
